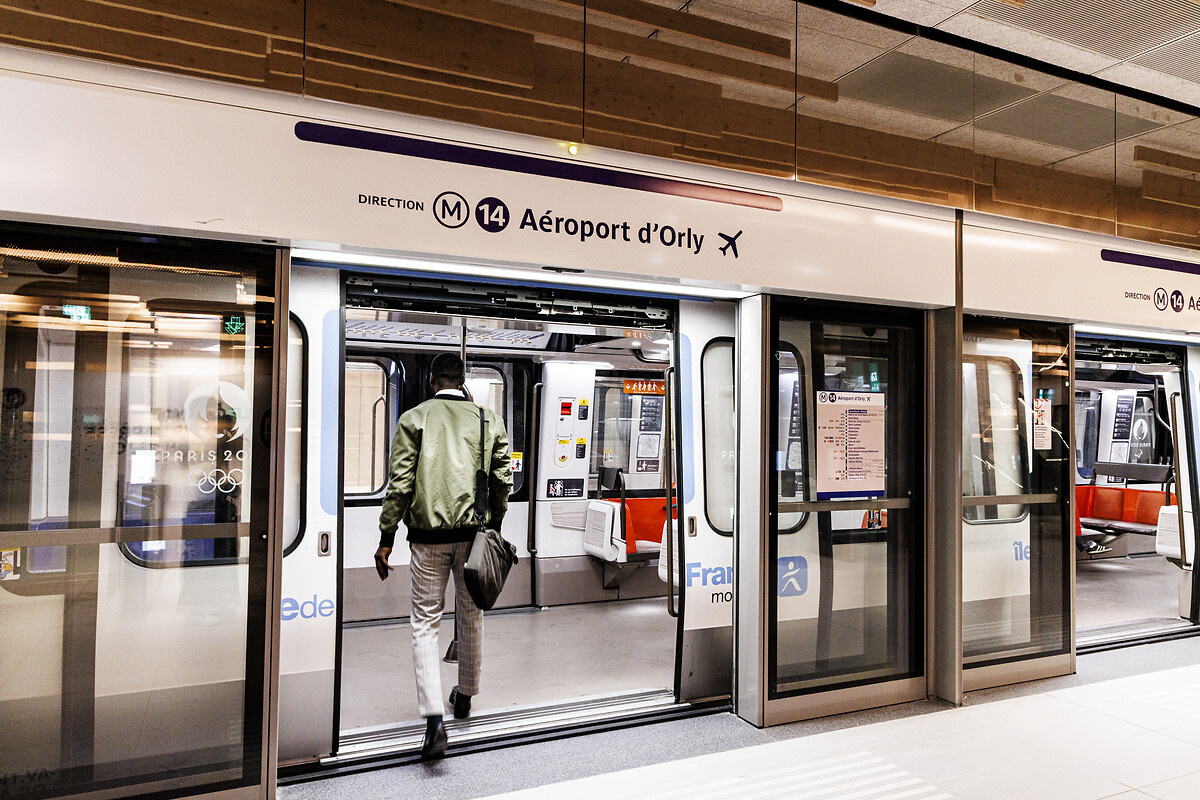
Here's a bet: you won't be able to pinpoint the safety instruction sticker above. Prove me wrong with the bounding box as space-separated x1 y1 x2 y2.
637 433 661 458
815 391 885 499
1033 399 1052 451
510 451 523 473
0 549 18 580
623 379 665 395
546 478 585 499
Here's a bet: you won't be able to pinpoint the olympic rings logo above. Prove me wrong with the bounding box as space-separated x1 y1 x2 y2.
189 468 244 494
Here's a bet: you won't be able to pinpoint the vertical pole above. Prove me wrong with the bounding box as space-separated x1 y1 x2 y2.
928 211 964 705
262 247 289 799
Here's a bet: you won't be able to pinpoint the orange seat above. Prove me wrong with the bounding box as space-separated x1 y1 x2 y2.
1075 485 1096 535
1133 491 1169 525
1092 487 1125 521
1076 485 1176 536
604 497 674 554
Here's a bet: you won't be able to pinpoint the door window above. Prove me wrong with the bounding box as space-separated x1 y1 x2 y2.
962 355 1029 524
769 309 923 697
0 224 274 798
961 320 1070 666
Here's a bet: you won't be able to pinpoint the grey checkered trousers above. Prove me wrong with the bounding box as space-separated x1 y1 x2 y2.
409 540 482 718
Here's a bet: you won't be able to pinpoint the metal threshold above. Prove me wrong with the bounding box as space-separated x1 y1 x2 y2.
1077 617 1197 651
329 688 678 764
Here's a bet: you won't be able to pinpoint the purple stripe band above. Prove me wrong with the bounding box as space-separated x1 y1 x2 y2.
295 121 783 212
1102 248 1200 276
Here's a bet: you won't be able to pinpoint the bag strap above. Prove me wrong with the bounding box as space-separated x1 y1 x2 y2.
474 406 488 524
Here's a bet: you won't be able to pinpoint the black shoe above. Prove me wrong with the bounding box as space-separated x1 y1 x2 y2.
421 715 446 760
449 686 471 720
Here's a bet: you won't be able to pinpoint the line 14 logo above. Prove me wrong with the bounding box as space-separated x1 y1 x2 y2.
1151 287 1192 313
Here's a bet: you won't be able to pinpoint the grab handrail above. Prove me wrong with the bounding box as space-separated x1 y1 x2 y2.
1170 391 1190 568
663 366 678 618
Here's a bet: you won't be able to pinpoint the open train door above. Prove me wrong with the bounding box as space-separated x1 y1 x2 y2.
674 299 738 702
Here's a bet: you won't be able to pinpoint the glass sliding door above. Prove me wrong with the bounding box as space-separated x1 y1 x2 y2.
0 223 277 799
961 318 1071 675
766 302 924 709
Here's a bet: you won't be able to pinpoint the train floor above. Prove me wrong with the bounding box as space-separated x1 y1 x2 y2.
1076 548 1192 643
282 635 1200 800
339 597 677 731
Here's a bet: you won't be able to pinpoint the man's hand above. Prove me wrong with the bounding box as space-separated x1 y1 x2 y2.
374 546 395 581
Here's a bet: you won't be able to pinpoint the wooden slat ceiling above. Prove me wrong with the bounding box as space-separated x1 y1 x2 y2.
5 0 1200 250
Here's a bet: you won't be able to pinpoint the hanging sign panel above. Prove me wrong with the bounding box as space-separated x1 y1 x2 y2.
623 379 665 395
1107 390 1136 484
815 391 885 500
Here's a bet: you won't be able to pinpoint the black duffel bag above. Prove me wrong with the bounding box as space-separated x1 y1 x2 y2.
464 526 518 611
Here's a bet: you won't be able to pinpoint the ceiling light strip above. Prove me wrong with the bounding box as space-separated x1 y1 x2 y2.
290 248 751 301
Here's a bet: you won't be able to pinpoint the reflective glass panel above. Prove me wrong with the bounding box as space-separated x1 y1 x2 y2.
0 223 274 798
343 360 388 495
961 318 1071 666
769 305 923 696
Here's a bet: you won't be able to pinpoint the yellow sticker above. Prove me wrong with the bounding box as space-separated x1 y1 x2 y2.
576 437 587 445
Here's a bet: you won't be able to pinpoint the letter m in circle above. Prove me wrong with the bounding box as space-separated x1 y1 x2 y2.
434 191 469 229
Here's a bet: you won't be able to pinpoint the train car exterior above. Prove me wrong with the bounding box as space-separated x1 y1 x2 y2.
2 37 1200 800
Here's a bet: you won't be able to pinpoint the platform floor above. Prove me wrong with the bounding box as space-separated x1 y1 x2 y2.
282 635 1200 800
340 598 677 730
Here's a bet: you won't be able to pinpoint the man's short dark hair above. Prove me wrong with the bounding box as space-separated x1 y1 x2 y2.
430 352 465 385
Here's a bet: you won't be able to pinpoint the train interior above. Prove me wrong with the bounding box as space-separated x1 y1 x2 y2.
330 273 711 754
1072 337 1197 647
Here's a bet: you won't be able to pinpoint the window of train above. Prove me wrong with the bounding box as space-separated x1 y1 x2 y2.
589 373 667 495
701 340 808 535
775 345 808 533
464 364 521 495
962 355 1029 523
466 364 505 418
123 315 306 566
282 316 306 554
701 340 735 534
344 359 390 495
1074 390 1101 480
119 306 262 566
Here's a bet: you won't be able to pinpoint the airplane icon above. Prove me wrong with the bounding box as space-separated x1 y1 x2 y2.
718 230 742 258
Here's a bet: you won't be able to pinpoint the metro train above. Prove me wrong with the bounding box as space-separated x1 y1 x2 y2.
5 48 1200 797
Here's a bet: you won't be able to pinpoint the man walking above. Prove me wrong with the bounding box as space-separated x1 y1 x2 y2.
374 353 512 759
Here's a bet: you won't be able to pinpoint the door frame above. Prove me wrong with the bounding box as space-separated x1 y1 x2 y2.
734 294 929 726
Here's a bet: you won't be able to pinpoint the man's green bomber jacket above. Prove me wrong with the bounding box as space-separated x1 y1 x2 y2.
378 393 512 548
